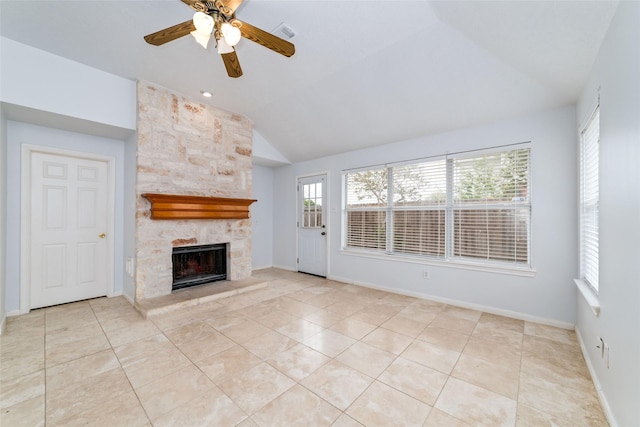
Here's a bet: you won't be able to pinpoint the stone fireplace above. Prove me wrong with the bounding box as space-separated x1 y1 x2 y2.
135 81 254 301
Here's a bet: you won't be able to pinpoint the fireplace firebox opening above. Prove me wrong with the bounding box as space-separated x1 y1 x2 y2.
172 243 227 291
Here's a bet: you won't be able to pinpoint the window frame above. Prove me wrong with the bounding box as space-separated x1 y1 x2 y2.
341 143 534 277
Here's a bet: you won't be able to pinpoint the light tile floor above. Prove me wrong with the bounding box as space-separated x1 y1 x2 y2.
0 268 609 426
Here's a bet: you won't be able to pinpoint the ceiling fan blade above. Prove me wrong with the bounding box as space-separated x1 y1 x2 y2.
221 51 243 78
236 21 295 57
144 20 196 46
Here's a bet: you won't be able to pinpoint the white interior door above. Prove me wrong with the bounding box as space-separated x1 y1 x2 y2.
297 175 327 277
29 151 110 309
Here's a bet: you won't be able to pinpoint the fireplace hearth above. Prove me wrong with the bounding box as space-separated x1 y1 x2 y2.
172 244 227 291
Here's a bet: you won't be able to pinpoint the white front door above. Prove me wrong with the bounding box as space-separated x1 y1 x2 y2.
297 175 327 277
29 150 111 309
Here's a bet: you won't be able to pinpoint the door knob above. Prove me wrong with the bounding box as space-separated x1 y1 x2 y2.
321 232 326 236
99 233 106 238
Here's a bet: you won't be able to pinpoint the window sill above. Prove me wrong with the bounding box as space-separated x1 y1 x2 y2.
574 278 600 316
339 249 536 277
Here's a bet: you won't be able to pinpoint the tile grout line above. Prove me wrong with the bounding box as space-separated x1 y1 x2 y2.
10 270 606 426
43 308 48 427
88 300 153 426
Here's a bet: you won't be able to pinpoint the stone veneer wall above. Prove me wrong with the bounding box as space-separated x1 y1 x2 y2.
135 81 253 300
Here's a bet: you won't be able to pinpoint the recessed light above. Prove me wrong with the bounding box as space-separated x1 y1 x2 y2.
201 91 213 98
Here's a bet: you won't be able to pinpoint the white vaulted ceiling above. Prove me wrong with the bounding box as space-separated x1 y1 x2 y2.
0 1 618 164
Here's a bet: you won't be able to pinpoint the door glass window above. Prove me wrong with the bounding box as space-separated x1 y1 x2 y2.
302 182 323 228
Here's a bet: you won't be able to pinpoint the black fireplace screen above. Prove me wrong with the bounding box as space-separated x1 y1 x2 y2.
172 243 227 291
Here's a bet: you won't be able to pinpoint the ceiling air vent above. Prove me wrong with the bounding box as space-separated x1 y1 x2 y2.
273 23 296 40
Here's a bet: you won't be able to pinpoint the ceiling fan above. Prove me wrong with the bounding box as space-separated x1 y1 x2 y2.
144 0 295 78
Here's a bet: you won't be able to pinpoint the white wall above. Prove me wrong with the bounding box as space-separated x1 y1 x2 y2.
251 164 275 269
253 130 291 167
575 2 640 426
1 38 136 132
273 106 578 325
5 122 126 313
0 108 7 332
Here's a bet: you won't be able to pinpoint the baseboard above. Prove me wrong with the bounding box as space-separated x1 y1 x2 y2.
327 273 575 330
122 292 135 306
252 264 274 271
271 264 297 272
6 309 23 317
575 327 618 427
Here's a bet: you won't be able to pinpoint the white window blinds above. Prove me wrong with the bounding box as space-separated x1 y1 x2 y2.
345 168 388 251
580 107 600 292
392 160 447 257
452 148 531 264
343 144 531 268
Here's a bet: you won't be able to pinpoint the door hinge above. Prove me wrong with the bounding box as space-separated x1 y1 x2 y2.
297 258 299 264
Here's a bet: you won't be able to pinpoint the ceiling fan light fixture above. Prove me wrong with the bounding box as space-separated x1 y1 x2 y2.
217 36 234 54
190 30 211 49
193 11 214 34
191 11 214 49
221 22 241 47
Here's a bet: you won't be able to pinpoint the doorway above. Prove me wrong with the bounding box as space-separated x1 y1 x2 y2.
297 174 327 277
22 146 114 310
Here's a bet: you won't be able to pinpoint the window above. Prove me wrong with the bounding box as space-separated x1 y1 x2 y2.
452 149 530 264
302 181 323 228
343 144 531 269
345 167 388 251
579 107 599 292
392 159 447 257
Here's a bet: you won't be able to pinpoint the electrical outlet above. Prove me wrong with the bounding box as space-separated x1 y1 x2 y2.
422 270 429 279
604 343 610 368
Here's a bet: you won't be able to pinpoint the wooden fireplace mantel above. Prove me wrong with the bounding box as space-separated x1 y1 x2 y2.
142 193 257 220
